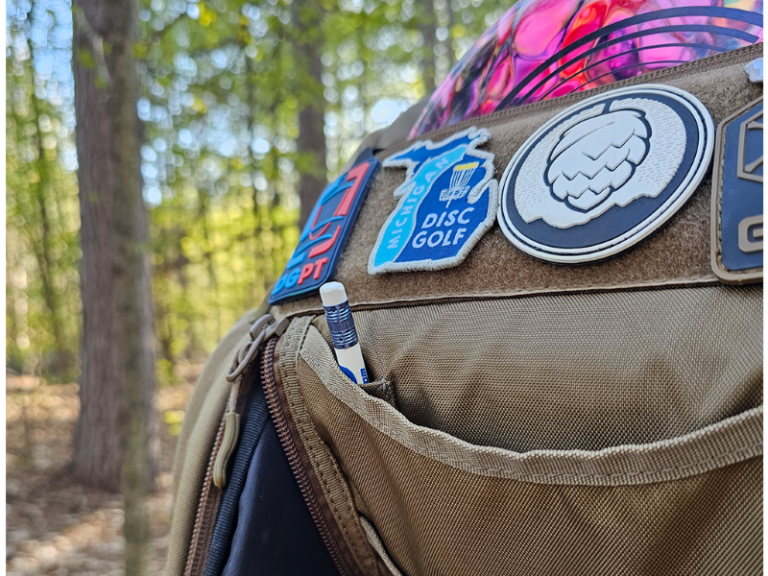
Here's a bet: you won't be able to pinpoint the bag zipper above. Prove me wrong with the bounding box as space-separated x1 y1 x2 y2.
261 336 365 576
183 314 287 576
183 410 225 576
183 315 364 576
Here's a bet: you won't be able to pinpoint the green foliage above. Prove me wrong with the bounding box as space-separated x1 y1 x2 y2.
7 0 506 383
163 409 185 437
7 0 82 381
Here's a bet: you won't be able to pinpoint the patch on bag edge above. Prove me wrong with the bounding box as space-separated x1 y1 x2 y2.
711 97 763 284
270 156 380 304
368 127 498 275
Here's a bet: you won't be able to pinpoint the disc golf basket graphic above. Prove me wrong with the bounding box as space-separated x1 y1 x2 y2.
440 161 479 205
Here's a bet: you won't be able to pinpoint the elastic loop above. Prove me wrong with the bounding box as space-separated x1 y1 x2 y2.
226 326 269 382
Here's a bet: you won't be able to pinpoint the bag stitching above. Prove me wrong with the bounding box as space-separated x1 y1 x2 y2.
284 320 368 564
367 415 762 479
276 276 721 318
299 332 763 485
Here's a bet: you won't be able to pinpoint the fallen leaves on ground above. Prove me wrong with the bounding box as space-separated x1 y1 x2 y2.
6 372 199 576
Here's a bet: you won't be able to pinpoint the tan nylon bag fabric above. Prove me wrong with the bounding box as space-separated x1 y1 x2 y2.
165 46 764 576
278 285 762 576
164 302 268 576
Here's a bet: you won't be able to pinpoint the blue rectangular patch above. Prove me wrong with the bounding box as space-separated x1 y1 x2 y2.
712 98 763 284
269 157 380 304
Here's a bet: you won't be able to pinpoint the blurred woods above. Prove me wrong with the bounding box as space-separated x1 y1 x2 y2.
7 0 506 572
7 0 506 386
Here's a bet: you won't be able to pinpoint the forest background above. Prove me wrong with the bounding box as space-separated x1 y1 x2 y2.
6 0 507 574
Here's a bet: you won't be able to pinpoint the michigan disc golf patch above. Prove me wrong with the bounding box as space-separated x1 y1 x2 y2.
369 127 498 275
270 157 380 304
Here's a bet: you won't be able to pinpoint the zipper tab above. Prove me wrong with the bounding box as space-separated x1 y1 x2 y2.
212 411 240 488
214 314 290 489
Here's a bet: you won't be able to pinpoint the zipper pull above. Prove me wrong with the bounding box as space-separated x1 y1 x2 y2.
212 411 240 489
214 314 290 488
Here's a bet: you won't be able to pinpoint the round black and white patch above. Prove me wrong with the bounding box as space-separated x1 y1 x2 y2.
498 84 714 263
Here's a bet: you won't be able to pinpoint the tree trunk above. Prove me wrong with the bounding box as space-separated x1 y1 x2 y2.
72 5 122 492
6 227 23 372
419 0 438 96
71 0 155 572
241 21 264 295
293 4 327 229
30 88 68 374
197 190 222 338
137 174 160 490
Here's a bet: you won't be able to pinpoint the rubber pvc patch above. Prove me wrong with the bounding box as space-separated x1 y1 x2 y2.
270 156 380 304
498 84 714 264
369 127 498 275
711 97 763 284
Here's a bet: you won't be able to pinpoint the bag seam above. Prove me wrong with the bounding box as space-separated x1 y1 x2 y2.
362 416 762 479
275 276 721 318
280 318 381 574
